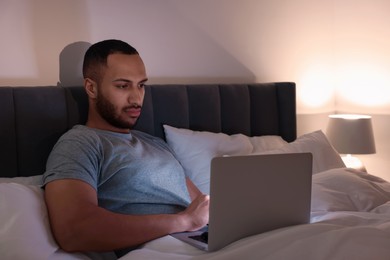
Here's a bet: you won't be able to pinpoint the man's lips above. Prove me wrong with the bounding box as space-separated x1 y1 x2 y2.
124 107 141 118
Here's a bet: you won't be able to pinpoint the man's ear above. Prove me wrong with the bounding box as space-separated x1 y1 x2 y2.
84 78 98 99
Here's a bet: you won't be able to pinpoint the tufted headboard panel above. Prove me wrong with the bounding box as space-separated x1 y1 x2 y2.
0 82 296 177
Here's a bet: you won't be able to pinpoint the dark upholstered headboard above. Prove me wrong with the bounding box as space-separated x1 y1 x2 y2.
0 83 296 178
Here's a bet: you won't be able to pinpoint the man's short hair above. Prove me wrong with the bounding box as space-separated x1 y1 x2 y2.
82 39 139 81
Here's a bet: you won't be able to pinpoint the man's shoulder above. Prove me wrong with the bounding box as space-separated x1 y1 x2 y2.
62 125 91 136
59 125 100 143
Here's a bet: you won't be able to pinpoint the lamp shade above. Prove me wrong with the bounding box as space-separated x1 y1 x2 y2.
326 114 376 154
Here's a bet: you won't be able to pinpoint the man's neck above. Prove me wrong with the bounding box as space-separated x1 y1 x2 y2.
86 119 131 134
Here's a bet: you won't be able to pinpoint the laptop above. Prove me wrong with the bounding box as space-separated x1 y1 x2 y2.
171 152 313 252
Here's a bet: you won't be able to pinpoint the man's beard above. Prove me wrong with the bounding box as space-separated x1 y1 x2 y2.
95 93 138 129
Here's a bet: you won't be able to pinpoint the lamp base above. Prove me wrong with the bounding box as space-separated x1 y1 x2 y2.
341 154 367 172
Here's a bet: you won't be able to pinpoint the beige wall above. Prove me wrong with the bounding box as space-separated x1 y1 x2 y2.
1 0 389 180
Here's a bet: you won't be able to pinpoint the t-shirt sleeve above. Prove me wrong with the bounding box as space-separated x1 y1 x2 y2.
42 130 102 190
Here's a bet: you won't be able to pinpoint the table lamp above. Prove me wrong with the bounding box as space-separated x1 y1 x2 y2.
326 114 376 172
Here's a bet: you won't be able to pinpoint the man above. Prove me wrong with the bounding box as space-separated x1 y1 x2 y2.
43 39 209 256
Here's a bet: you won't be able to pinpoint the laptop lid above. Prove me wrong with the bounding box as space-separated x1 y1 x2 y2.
207 152 313 251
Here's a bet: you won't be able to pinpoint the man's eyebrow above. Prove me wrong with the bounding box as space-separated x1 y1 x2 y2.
140 78 149 84
112 78 149 84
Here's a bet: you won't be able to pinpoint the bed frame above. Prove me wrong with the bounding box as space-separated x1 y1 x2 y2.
0 82 296 178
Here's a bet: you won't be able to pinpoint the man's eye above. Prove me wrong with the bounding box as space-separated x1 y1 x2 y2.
138 83 145 88
117 85 128 89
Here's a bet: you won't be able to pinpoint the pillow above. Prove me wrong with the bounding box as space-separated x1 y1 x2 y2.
163 125 287 194
257 130 345 174
0 175 43 185
311 168 390 216
248 135 287 153
0 183 115 260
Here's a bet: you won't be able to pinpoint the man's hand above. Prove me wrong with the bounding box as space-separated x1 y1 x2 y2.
179 194 210 231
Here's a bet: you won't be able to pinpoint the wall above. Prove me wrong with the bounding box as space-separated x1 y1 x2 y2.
0 0 389 180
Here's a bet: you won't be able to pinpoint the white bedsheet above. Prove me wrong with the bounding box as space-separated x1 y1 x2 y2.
120 168 390 260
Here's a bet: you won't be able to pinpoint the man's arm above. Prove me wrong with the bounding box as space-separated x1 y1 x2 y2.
44 179 209 252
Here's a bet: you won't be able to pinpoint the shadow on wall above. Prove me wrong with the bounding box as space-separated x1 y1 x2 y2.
58 41 91 87
31 0 90 86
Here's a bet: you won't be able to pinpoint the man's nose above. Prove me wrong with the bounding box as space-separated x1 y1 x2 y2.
128 87 144 104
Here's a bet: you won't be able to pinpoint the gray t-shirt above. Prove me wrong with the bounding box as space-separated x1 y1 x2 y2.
43 125 191 215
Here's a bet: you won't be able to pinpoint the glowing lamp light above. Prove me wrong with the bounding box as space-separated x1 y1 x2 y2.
326 114 376 172
298 67 335 111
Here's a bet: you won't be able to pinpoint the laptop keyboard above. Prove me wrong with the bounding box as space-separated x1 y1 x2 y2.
189 231 209 244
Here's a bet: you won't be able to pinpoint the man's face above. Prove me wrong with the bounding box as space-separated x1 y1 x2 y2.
93 53 148 132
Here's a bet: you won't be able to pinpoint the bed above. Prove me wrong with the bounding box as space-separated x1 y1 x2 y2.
1 83 390 260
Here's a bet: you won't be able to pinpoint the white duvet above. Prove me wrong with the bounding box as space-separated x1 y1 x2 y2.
120 168 390 260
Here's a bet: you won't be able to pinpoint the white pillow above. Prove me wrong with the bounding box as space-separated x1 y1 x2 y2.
248 135 287 153
163 125 287 194
0 183 115 260
311 168 390 215
0 175 43 185
258 130 345 174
